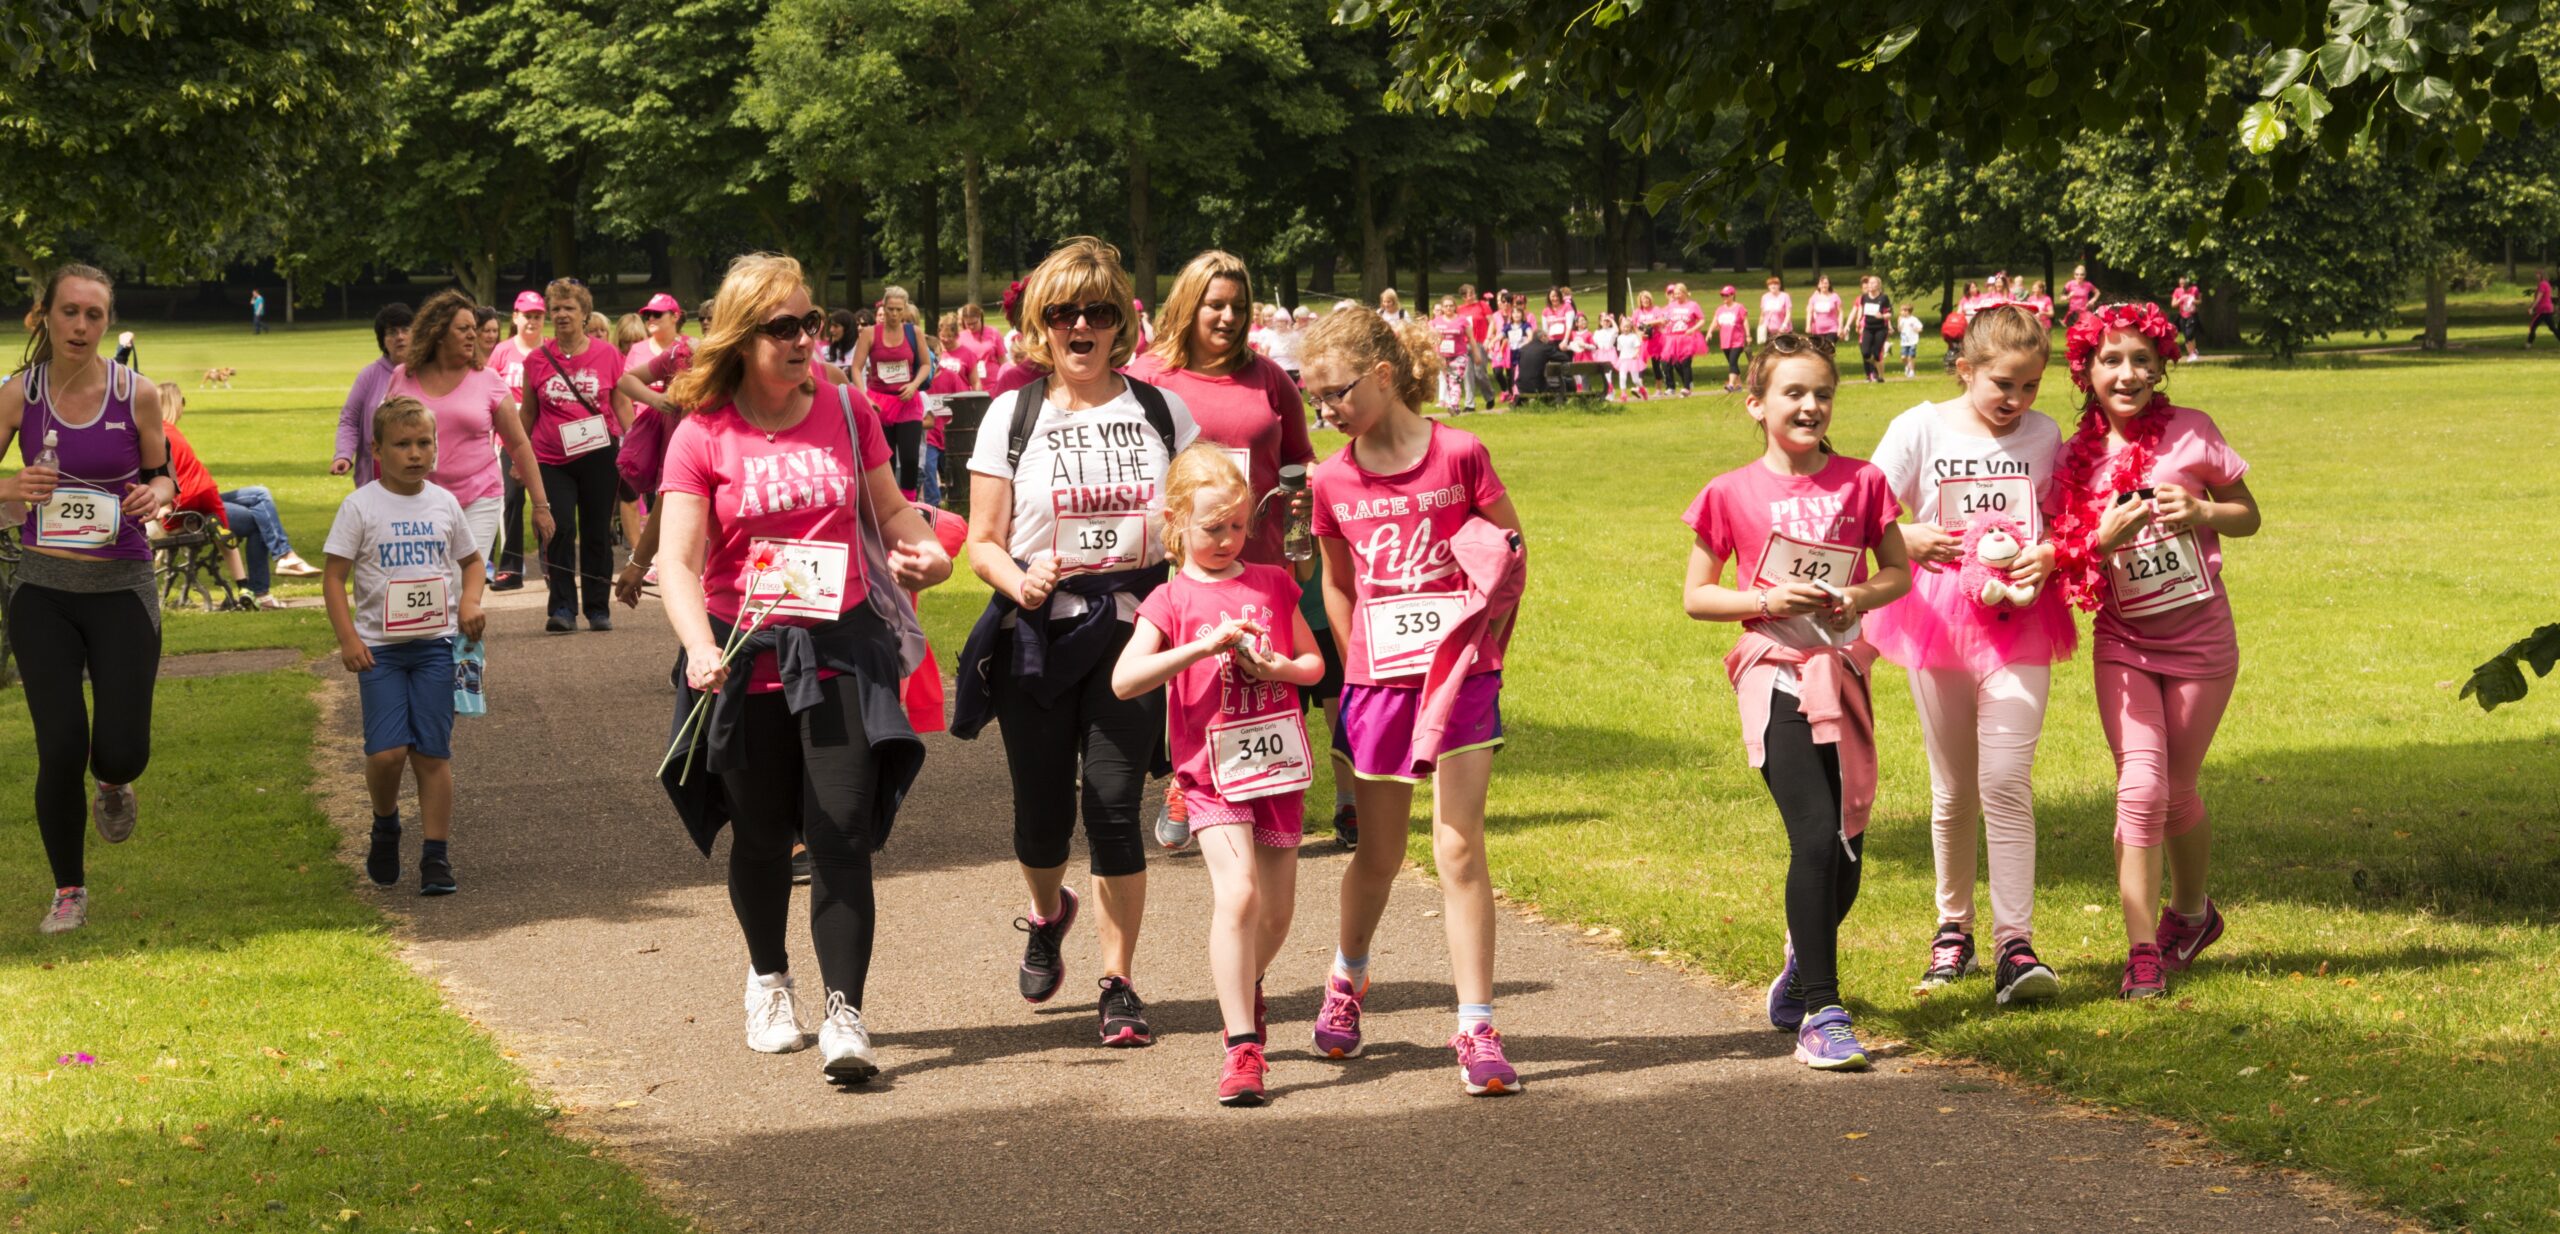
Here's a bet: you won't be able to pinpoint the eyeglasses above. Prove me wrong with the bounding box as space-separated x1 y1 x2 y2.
1309 371 1368 413
1040 300 1123 332
755 311 828 344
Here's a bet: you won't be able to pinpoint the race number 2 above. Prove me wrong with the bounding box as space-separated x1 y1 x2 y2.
559 415 612 458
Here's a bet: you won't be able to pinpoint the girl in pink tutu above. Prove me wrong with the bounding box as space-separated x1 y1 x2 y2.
1610 313 1648 400
1863 303 2074 1006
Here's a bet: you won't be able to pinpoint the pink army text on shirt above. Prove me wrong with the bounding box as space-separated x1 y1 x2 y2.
2072 404 2250 680
1308 423 1509 686
1124 351 1315 568
517 340 626 467
1134 562 1307 839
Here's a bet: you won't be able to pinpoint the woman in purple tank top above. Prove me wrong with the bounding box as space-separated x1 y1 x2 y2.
1 264 178 936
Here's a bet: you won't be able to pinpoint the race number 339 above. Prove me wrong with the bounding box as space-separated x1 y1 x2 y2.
1363 592 1465 677
1053 510 1146 576
1754 531 1858 591
1208 713 1314 801
2107 527 2214 619
1936 474 2038 538
384 576 450 638
34 487 117 549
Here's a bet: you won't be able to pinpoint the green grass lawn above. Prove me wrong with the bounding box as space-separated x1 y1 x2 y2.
19 317 2560 1232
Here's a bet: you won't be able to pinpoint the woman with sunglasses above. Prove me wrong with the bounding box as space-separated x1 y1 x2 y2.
850 287 932 500
518 278 629 633
954 237 1200 1048
656 252 952 1083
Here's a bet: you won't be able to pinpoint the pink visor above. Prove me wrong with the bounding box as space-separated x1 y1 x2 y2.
513 291 546 313
642 293 681 314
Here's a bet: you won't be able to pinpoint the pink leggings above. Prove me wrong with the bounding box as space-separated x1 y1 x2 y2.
2094 662 2236 847
1909 664 2050 946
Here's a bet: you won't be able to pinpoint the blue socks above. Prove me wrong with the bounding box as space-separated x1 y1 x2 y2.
1334 949 1368 986
421 839 448 862
1458 1003 1494 1034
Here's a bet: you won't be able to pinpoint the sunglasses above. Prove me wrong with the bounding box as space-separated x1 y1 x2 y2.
756 310 828 344
1761 331 1837 358
1040 300 1123 331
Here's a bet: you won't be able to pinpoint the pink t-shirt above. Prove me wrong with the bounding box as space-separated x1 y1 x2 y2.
657 378 893 630
1758 291 1793 334
2070 405 2249 678
2064 279 2096 312
1309 423 1508 686
953 326 1005 385
1713 303 1750 350
987 360 1043 397
2536 280 2554 315
1134 563 1304 800
1540 308 1573 340
2172 288 2200 317
2025 294 2055 326
1683 453 1901 662
1125 352 1315 567
1431 315 1467 359
517 340 627 467
488 335 536 388
926 350 972 449
1806 292 1843 335
386 365 510 506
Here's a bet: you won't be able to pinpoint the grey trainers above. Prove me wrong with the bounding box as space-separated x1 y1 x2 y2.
93 782 137 844
38 887 87 935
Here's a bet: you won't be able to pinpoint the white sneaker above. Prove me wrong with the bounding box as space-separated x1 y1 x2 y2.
818 990 878 1083
38 887 86 935
93 782 136 844
742 969 807 1054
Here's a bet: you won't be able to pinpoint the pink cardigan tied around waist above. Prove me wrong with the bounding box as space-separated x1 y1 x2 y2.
1723 632 1880 845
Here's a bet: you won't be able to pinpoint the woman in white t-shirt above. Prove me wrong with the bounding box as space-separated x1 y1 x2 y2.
958 236 1198 1049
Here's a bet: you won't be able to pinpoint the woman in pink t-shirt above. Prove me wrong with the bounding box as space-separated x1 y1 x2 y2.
516 278 630 631
1680 332 1912 1070
1712 286 1751 392
2047 302 2260 1001
2530 269 2556 347
1112 446 1326 1106
1632 289 1663 386
851 286 931 499
1757 276 1794 343
1658 282 1706 397
954 302 1004 386
1301 305 1527 1096
1805 276 1844 344
2169 278 2203 359
388 289 553 571
655 252 954 1084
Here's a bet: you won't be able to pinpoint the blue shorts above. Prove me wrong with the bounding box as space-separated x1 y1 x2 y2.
360 636 456 758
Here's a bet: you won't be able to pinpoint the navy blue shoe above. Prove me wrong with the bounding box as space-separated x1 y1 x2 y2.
365 820 400 888
1767 944 1805 1032
419 851 456 896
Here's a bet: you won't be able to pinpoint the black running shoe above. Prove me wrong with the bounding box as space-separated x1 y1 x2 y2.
544 613 574 634
365 822 400 888
1013 886 1079 1003
490 572 524 592
790 848 812 886
1995 937 2060 1005
1916 922 1977 990
418 851 456 896
586 612 613 632
1333 804 1359 852
1098 976 1153 1047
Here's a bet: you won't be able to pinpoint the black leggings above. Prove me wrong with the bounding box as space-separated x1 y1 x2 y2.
1667 356 1695 390
1760 688 1865 1012
888 419 924 493
994 623 1158 878
720 677 880 1004
2532 311 2555 344
500 469 528 576
539 448 620 619
1723 347 1747 382
1860 327 1888 380
10 582 160 888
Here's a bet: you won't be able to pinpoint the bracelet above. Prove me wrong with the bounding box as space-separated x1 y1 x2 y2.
534 503 553 511
1755 589 1771 618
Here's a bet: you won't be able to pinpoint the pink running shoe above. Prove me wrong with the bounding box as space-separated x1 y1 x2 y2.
1311 972 1367 1059
1450 1023 1521 1096
1217 1041 1268 1107
2154 899 2225 972
2120 942 2168 999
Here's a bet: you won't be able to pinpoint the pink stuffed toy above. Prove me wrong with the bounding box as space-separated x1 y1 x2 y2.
1958 511 2039 608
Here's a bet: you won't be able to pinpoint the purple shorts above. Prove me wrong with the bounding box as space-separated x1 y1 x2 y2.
1333 672 1504 784
1186 789 1304 849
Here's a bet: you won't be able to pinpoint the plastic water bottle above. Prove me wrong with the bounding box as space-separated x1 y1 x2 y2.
9 429 61 528
453 638 488 718
1278 464 1315 564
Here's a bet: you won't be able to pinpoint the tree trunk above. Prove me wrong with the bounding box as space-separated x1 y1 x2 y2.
2201 288 2242 350
1127 143 1156 307
1941 274 1956 316
548 197 578 280
963 149 986 308
284 276 296 326
1473 219 1499 292
2422 260 2449 350
841 196 866 310
645 231 671 287
2505 234 2517 283
1311 246 1337 295
1809 235 1822 278
1602 144 1629 314
920 183 943 316
1279 259 1299 312
1413 229 1429 308
1546 220 1570 287
1356 157 1391 303
2043 246 2057 304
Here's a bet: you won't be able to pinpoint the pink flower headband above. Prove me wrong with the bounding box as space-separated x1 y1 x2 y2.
2064 301 2181 391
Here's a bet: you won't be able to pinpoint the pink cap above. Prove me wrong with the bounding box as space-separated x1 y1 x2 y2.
1720 285 1737 296
512 291 546 313
641 293 681 314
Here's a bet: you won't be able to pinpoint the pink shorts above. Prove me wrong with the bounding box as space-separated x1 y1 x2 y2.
1334 673 1504 784
1186 789 1304 849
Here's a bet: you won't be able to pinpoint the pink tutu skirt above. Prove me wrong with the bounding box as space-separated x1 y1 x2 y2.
1864 560 2077 674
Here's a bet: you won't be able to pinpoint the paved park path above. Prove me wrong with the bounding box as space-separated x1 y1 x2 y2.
312 591 2403 1234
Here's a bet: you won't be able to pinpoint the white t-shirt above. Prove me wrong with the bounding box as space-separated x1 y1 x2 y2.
1869 401 2061 541
1265 327 1301 370
1897 315 1923 348
966 379 1199 621
324 481 477 645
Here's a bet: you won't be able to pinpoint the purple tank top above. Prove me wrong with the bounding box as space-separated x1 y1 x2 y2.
17 361 151 560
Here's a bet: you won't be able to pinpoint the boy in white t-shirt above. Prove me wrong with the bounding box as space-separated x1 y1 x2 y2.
323 396 487 897
1896 305 1924 379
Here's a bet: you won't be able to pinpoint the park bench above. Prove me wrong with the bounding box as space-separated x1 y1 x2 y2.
151 510 244 614
1524 358 1614 402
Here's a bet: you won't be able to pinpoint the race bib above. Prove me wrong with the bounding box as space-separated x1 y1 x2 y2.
876 359 912 387
1053 509 1146 576
1864 302 1885 318
34 486 117 548
1936 474 2039 538
559 414 611 458
2106 527 2214 619
1437 334 1461 357
1363 592 1465 677
1754 530 1858 591
384 576 450 639
743 536 851 621
1208 712 1315 801
1213 444 1254 482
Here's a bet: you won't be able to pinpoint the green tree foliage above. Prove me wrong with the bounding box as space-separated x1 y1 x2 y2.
370 3 561 306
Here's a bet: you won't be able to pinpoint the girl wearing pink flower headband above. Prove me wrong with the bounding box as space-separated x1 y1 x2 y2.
2047 301 2262 1000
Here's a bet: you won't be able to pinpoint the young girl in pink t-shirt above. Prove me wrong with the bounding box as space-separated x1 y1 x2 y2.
1302 306 1527 1097
2047 302 2261 1001
1681 332 1912 1071
1114 446 1325 1107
